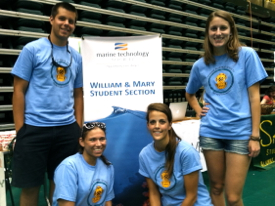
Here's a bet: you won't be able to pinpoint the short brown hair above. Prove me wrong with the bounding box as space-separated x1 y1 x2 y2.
51 2 78 22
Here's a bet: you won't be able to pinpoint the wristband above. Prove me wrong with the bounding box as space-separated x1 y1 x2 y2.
249 136 261 141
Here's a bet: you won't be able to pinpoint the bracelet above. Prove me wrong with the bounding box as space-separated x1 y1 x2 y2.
249 136 261 141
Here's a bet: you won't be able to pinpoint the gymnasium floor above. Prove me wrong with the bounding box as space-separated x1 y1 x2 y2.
6 165 275 206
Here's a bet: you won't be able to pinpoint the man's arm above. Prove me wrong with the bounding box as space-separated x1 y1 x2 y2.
12 76 29 132
73 87 83 128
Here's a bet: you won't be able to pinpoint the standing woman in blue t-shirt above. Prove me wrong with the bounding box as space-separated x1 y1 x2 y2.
53 122 114 206
185 10 267 206
139 103 213 206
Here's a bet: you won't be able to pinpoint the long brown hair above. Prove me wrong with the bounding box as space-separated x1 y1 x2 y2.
146 103 181 179
203 10 243 65
80 125 110 165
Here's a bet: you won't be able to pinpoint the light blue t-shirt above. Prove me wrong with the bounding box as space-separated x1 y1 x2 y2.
11 37 83 126
186 47 268 140
139 141 213 206
53 153 114 206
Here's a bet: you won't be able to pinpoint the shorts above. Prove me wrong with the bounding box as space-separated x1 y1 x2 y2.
199 136 249 155
12 122 81 188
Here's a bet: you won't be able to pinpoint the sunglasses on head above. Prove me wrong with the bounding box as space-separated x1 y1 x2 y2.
83 122 106 130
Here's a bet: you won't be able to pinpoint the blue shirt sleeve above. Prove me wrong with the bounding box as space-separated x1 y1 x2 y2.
244 47 268 88
106 165 115 201
74 54 83 89
138 151 150 178
186 60 203 94
54 163 78 202
11 45 35 81
180 146 202 176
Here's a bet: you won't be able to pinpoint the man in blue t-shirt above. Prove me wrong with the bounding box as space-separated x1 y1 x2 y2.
11 2 83 205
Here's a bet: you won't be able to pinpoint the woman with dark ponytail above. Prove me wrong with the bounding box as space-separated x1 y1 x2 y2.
53 122 114 206
139 103 212 206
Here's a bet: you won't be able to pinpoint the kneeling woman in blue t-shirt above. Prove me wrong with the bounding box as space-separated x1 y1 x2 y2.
53 122 114 206
139 103 212 206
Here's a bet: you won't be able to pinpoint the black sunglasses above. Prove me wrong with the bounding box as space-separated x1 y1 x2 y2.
48 35 72 69
83 122 106 130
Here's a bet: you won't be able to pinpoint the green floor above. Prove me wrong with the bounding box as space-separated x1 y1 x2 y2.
242 166 275 205
203 165 275 205
6 166 275 206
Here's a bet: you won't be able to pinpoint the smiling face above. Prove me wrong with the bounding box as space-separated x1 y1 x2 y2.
208 16 231 55
50 7 76 45
79 127 106 166
147 111 171 144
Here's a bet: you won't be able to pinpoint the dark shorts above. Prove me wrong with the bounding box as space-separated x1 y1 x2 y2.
12 122 81 188
200 136 249 155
